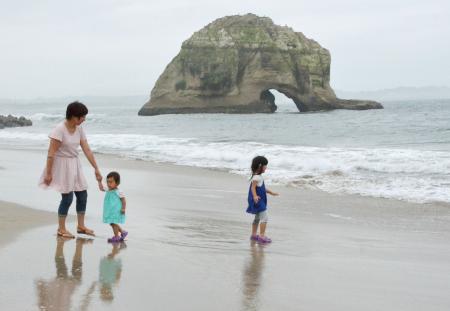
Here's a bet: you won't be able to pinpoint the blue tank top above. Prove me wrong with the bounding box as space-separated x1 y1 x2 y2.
246 181 267 214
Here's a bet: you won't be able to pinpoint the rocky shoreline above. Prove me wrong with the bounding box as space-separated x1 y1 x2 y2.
0 115 32 129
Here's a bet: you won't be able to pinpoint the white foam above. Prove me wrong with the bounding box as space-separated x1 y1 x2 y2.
325 213 353 221
26 113 62 121
0 130 47 141
25 113 106 122
86 134 450 203
2 130 450 204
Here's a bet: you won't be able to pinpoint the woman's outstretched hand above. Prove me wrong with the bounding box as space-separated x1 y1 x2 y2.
98 181 105 191
95 169 102 182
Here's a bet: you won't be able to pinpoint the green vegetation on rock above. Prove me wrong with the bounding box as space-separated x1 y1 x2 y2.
139 13 382 116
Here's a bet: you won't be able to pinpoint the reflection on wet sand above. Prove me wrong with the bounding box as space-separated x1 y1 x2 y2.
242 241 266 311
98 242 126 303
35 237 95 311
35 238 128 310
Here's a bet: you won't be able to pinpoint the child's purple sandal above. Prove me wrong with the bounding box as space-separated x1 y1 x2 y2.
108 236 122 243
121 231 128 241
250 234 259 241
258 236 272 243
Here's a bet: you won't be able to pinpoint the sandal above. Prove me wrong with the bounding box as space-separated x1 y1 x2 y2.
77 226 96 237
57 229 75 239
258 236 272 243
120 231 128 241
250 234 259 241
108 236 122 243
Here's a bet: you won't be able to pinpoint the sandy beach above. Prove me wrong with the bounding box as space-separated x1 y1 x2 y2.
1 147 450 310
0 201 55 248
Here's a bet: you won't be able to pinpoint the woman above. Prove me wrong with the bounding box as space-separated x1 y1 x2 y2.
39 101 102 238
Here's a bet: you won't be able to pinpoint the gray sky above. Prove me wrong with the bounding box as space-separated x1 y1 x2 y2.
1 0 449 98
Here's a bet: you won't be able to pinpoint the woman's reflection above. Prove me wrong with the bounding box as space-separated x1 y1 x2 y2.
242 241 266 311
35 237 93 311
98 242 126 302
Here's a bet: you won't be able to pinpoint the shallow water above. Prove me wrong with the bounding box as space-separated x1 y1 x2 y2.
1 202 449 311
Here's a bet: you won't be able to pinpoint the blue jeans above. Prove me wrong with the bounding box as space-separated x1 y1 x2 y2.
253 210 268 224
58 190 87 217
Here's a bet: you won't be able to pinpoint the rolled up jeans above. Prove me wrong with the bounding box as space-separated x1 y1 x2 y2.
58 190 87 217
253 210 268 225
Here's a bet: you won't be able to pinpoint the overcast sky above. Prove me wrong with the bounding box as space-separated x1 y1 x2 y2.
1 0 449 98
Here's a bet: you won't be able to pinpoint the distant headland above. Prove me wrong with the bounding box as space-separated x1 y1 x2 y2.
336 86 450 101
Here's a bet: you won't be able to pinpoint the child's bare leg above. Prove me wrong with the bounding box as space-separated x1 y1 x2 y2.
252 223 258 236
116 225 123 234
259 222 267 237
259 211 269 237
252 213 260 236
110 224 120 237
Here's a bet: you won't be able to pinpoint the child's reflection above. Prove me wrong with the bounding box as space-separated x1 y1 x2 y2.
241 241 266 311
35 237 93 311
99 242 127 302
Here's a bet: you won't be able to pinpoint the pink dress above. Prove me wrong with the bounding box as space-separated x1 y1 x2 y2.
39 122 88 193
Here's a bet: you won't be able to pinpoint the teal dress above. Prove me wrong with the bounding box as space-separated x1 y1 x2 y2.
103 189 126 224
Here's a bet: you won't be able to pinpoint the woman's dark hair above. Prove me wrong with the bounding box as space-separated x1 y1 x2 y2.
251 156 268 176
107 171 121 185
66 101 88 120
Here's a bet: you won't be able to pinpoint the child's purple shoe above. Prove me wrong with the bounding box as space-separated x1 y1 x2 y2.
250 235 259 241
108 236 122 243
121 231 128 241
258 236 272 243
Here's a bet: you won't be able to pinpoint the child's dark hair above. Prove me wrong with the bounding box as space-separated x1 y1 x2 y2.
251 156 268 177
66 101 88 120
107 171 120 185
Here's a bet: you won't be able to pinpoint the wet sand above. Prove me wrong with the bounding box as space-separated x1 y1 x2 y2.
0 201 55 247
1 148 450 310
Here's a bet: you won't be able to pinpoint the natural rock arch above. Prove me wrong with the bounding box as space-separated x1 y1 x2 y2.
259 87 310 113
138 14 382 116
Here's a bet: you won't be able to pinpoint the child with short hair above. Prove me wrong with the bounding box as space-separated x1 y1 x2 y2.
99 172 128 243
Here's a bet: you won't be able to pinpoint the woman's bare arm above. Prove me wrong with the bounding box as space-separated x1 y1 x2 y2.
44 138 61 185
80 139 102 182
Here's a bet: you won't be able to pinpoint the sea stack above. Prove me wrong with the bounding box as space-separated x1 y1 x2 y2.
139 14 382 116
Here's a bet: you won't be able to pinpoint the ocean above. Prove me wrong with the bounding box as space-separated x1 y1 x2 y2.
1 95 449 204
